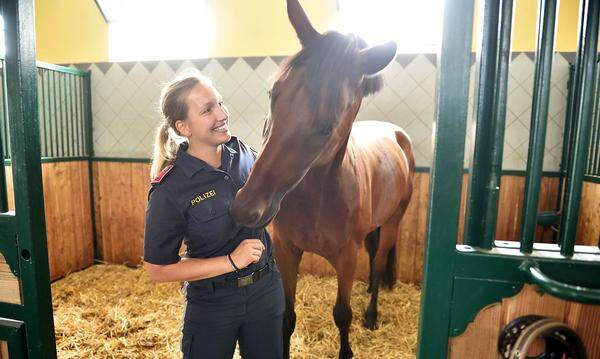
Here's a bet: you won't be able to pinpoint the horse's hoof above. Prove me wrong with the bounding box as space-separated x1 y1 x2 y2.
363 311 378 330
338 349 354 359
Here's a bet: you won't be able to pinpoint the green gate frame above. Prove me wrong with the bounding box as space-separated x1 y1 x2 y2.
0 0 57 357
417 0 600 357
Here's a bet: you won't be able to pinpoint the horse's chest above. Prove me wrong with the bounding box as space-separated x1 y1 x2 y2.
272 189 359 253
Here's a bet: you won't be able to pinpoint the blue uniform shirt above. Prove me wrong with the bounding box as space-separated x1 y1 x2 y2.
143 137 272 284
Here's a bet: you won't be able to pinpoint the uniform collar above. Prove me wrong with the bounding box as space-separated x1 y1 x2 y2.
176 140 238 178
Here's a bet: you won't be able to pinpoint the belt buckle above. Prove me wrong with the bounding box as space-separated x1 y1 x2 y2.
237 273 254 287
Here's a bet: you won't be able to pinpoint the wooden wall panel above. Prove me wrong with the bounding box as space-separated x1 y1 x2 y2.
449 285 600 358
4 162 93 281
92 163 598 285
578 181 600 247
0 253 21 305
93 162 150 265
3 161 598 283
0 341 7 359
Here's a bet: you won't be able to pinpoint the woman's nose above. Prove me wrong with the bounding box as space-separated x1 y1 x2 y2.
217 103 229 120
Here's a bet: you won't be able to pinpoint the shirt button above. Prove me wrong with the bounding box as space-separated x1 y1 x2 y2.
224 175 230 180
210 209 216 215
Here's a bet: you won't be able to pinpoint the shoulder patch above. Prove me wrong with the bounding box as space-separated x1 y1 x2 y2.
151 164 174 184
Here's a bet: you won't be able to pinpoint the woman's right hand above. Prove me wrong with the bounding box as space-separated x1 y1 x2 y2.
230 239 265 269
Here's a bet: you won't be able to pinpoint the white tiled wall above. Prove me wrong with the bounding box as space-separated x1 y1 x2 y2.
70 52 572 171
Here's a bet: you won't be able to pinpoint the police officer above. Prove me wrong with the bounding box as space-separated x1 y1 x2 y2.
143 69 285 359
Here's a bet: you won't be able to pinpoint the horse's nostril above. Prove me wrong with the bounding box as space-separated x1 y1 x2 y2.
231 203 262 227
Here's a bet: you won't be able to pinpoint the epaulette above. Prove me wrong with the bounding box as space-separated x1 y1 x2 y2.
151 164 174 184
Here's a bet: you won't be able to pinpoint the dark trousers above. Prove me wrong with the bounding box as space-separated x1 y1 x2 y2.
180 262 285 359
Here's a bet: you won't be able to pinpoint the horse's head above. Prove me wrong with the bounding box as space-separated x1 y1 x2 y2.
230 0 396 228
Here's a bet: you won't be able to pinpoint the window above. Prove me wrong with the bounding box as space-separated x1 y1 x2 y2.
97 0 213 61
337 0 444 53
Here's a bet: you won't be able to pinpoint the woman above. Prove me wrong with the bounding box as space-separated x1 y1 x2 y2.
143 69 285 359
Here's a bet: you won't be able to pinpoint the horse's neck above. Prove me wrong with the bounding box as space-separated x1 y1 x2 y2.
298 131 351 191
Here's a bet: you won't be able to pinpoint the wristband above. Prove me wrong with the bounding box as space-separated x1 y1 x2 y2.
227 253 240 272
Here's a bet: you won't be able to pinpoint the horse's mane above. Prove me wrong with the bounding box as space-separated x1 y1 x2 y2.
262 32 384 141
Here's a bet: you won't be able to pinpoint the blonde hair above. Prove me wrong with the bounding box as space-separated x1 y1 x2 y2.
150 69 214 179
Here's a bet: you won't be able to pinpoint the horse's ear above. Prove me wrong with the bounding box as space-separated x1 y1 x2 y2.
287 0 319 47
359 41 397 75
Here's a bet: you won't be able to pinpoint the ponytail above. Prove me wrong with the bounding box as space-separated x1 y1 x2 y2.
150 121 177 179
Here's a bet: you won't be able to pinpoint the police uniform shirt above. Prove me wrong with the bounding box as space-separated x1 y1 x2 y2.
143 137 272 283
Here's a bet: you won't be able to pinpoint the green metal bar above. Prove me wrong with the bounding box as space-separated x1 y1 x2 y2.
4 157 89 165
60 73 67 157
1 0 57 357
556 64 576 221
71 76 82 156
84 72 94 159
36 69 45 157
1 60 11 160
67 74 75 157
463 0 500 248
78 77 85 156
51 71 59 157
0 116 6 213
480 0 513 248
0 64 7 212
520 260 600 304
519 0 558 253
92 157 152 163
416 0 475 356
61 72 68 157
40 70 50 157
559 0 599 256
84 71 99 260
588 61 600 176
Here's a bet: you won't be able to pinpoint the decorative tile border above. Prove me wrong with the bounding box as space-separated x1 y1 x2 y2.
62 52 574 171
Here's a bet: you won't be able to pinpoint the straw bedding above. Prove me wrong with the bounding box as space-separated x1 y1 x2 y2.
52 264 420 358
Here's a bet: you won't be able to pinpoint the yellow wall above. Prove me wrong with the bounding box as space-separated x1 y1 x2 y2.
35 0 108 63
512 0 580 52
208 0 338 57
35 0 583 64
473 0 580 52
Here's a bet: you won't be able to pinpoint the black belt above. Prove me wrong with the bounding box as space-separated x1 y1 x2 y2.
212 258 274 289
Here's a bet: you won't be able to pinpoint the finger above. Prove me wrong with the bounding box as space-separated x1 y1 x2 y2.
251 244 264 250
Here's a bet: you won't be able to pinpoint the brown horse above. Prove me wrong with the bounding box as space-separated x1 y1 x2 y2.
230 1 414 358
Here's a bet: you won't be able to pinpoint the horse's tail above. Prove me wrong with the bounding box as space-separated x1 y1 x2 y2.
366 227 397 290
395 128 415 175
382 243 397 290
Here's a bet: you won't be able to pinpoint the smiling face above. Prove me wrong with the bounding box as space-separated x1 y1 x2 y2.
175 83 231 147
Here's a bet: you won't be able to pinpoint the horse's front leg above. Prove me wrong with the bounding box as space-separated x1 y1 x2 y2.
274 236 303 359
331 242 359 359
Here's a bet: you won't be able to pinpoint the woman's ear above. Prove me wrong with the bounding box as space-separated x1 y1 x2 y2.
174 120 190 137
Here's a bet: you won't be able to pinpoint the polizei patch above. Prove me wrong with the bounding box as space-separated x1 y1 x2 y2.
191 190 216 205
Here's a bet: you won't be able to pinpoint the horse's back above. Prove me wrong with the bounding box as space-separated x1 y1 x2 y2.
347 120 414 226
350 120 414 172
